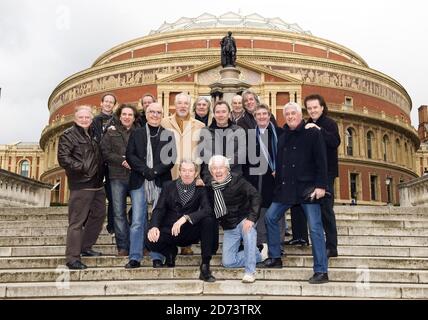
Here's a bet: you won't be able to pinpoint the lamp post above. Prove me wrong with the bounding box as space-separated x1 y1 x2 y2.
386 177 392 204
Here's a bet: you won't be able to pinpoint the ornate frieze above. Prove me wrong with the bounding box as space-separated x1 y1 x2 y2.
264 65 410 112
50 65 195 112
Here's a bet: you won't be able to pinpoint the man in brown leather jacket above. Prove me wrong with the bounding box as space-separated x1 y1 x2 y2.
58 105 106 270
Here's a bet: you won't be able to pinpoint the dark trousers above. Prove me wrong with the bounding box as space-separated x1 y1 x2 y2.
146 216 218 262
104 170 114 232
290 205 309 242
322 177 338 251
66 189 106 263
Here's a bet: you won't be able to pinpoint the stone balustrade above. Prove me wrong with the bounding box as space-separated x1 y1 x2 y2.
398 174 428 207
0 169 52 207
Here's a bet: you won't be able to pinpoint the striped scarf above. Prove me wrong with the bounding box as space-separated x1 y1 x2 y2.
144 124 162 208
211 174 232 219
176 178 196 206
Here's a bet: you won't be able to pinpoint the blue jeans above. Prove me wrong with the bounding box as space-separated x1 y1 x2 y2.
222 219 262 274
110 179 130 251
265 202 328 273
129 185 148 262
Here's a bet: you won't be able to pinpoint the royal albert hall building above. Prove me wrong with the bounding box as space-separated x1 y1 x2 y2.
39 13 419 205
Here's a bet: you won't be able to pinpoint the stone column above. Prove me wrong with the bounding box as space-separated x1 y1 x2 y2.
164 92 170 116
337 119 345 157
377 129 383 161
358 124 365 158
271 92 277 116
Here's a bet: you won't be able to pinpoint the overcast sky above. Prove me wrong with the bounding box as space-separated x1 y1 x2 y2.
0 0 426 144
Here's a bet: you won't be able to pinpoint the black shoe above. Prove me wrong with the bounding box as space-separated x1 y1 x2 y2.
257 258 282 268
308 272 329 284
326 249 338 258
66 260 87 270
81 249 102 257
165 247 178 267
199 263 216 282
285 239 301 245
152 259 164 268
298 239 309 246
125 260 140 269
106 224 115 234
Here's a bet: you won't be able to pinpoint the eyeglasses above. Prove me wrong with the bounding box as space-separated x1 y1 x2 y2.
148 110 163 116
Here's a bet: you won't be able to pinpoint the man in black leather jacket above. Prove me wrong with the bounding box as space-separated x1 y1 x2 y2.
58 105 106 270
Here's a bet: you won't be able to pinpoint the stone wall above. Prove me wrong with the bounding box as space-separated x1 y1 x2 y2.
398 175 428 207
0 169 52 208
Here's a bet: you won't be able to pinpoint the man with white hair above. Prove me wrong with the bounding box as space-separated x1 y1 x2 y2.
161 92 205 180
58 105 106 269
207 155 262 283
259 102 330 284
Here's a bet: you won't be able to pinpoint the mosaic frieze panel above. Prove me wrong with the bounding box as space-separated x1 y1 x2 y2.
265 65 410 111
50 65 194 111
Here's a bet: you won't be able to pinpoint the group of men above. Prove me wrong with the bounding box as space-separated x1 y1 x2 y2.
58 89 340 284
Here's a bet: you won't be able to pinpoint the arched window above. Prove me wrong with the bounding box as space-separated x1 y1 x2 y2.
346 128 355 156
367 131 375 159
382 135 390 161
395 139 401 164
20 160 30 178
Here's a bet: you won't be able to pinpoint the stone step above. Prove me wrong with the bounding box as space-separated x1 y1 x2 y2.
0 235 116 246
0 266 427 284
1 205 425 215
0 219 418 229
3 243 428 258
0 205 426 218
2 212 428 223
1 255 427 270
1 279 427 299
0 207 69 215
0 214 68 221
3 218 428 231
0 233 427 247
0 244 428 257
2 224 428 237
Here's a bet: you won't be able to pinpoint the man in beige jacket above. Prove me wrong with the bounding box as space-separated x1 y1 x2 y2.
161 92 205 180
161 92 205 256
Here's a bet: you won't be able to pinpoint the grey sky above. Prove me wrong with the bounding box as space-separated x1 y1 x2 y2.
0 0 426 144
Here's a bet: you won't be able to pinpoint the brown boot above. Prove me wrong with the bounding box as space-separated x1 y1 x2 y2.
117 249 129 257
180 246 194 255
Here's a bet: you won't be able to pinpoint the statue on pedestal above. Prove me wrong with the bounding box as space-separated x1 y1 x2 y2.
220 31 237 68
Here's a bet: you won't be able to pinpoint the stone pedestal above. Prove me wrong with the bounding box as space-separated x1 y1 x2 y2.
209 67 250 105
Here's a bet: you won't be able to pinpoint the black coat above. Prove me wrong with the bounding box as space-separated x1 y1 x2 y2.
100 124 135 181
307 114 340 178
207 174 261 230
58 124 104 190
273 120 327 204
244 125 283 208
150 181 213 229
126 126 175 190
199 119 246 184
91 113 119 144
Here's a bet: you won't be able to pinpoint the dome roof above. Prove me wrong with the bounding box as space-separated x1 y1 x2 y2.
149 12 311 35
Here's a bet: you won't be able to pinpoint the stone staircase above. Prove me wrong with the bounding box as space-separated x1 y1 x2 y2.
1 206 428 299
